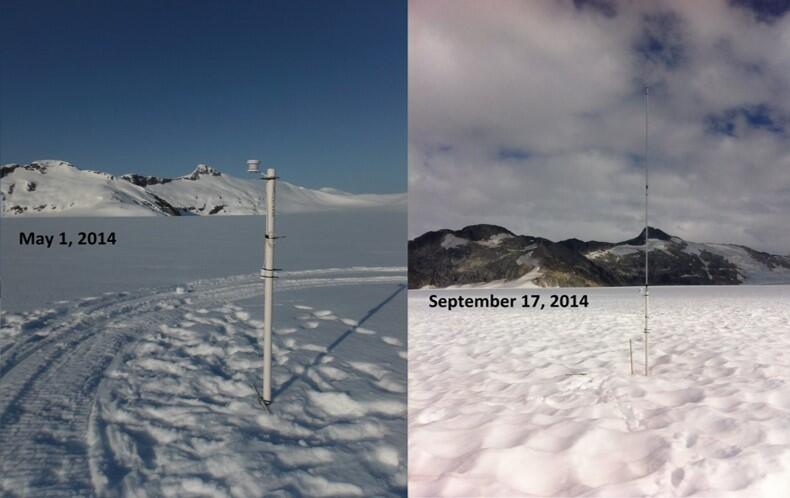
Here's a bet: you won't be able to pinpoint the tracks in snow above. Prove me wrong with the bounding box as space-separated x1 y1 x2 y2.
0 268 404 497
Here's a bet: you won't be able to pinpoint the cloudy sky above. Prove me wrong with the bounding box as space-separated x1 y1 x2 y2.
409 0 790 254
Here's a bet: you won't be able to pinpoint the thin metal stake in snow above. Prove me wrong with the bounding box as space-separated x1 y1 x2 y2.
629 338 634 376
643 86 650 377
247 160 278 408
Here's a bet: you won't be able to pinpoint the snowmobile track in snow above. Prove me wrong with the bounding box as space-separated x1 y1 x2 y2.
0 268 404 497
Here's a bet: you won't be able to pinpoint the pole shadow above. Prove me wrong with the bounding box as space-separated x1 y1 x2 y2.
272 283 406 401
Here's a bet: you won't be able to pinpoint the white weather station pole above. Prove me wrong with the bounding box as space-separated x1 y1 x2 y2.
247 159 278 410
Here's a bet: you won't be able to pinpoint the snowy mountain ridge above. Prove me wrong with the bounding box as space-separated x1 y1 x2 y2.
0 160 406 216
409 224 790 288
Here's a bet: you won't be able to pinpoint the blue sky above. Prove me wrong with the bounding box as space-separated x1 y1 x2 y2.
0 0 406 193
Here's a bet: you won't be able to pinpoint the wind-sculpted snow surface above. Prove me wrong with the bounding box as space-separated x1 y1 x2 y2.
409 286 790 497
0 268 406 497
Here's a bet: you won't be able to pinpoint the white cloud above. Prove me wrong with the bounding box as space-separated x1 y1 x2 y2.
409 0 790 253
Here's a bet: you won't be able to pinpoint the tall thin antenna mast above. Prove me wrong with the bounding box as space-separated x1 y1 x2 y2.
643 86 650 376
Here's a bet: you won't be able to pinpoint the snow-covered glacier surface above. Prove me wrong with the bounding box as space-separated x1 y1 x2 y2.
1 213 404 311
0 213 406 497
409 286 790 497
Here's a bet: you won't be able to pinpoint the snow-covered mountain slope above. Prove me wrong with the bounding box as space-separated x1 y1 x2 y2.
582 228 790 285
137 164 264 215
0 161 178 216
683 242 790 284
1 161 406 217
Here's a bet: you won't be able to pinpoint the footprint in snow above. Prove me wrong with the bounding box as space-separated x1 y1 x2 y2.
671 468 685 487
348 361 389 379
380 336 402 347
300 343 328 353
312 310 338 320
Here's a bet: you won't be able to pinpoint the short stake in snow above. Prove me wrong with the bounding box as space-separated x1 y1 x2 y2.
248 160 278 409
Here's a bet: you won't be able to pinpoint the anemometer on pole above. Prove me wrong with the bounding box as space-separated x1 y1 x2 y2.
247 159 279 409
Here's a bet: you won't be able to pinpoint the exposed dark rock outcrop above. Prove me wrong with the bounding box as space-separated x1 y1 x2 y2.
409 224 790 288
409 224 619 289
183 164 222 180
121 174 172 187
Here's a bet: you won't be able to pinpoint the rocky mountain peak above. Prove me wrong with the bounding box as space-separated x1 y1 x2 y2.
621 226 673 245
457 224 515 241
31 160 74 168
184 164 222 180
1 160 76 178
